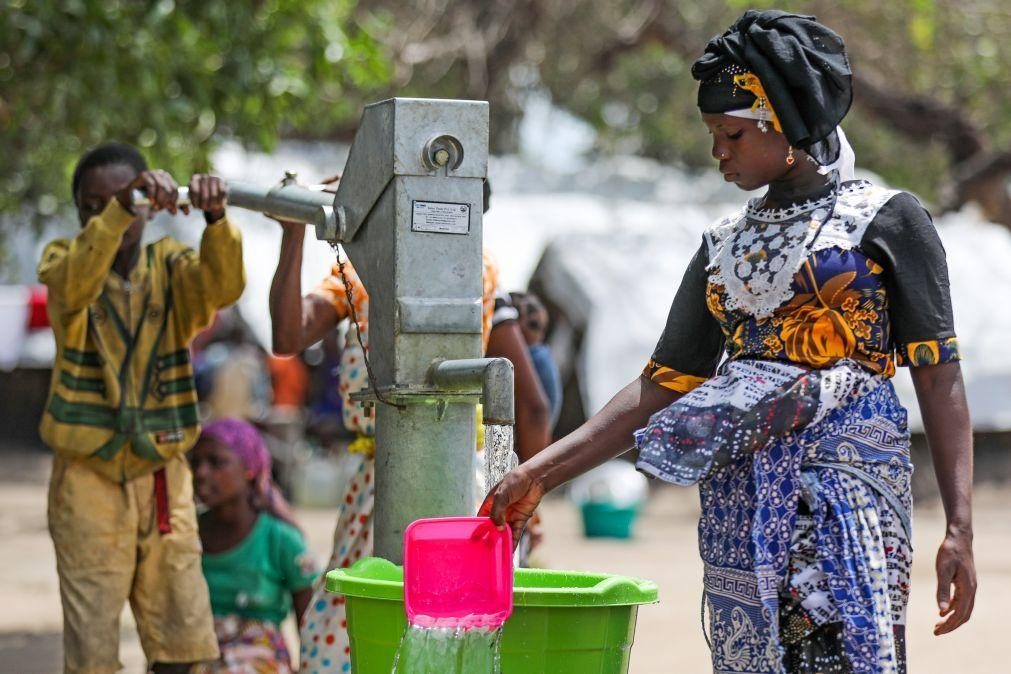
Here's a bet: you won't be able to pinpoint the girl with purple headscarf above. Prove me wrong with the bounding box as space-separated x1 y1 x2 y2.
191 418 319 674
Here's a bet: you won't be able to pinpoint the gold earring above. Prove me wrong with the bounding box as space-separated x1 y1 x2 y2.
786 146 795 166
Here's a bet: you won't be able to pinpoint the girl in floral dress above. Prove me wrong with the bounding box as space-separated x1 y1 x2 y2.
483 10 975 674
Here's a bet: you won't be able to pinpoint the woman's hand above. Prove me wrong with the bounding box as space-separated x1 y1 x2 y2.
188 174 227 223
478 466 545 548
933 529 976 635
476 376 681 548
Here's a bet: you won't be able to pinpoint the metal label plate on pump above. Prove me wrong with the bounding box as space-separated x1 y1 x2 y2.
411 200 470 235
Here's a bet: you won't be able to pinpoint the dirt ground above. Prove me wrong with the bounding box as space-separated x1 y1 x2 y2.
1 448 1008 673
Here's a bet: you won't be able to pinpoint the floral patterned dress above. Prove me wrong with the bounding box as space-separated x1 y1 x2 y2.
636 180 959 674
195 514 320 674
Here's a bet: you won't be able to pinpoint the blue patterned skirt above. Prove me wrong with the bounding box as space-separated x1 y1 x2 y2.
637 361 912 674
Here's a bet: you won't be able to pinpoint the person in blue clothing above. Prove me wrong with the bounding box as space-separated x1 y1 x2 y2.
190 418 318 674
511 291 562 431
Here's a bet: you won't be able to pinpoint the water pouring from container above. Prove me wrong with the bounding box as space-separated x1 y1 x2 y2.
393 516 513 673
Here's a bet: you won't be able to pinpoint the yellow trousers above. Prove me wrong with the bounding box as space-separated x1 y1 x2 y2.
48 453 218 673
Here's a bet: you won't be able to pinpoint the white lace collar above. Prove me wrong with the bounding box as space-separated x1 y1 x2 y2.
705 181 898 318
744 189 837 223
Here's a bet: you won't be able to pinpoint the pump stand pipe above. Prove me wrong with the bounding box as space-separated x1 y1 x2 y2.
428 358 515 426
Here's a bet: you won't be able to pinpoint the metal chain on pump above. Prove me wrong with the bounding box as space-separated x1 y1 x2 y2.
329 241 405 410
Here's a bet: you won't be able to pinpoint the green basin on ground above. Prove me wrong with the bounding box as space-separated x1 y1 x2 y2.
325 557 658 673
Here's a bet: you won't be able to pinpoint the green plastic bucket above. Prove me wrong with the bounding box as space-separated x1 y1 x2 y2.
326 557 658 673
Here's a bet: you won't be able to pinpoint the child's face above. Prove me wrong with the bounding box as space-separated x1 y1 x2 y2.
76 163 147 253
190 438 250 508
521 305 548 345
520 320 541 345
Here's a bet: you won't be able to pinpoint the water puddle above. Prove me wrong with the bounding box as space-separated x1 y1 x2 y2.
392 624 503 673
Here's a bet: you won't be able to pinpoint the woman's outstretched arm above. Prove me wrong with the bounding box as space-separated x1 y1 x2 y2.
480 375 680 545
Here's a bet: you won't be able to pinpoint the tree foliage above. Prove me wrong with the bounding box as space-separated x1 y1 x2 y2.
3 0 1011 226
354 0 1011 221
0 0 390 216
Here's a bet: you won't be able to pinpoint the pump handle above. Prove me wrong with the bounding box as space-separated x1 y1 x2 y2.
130 180 339 237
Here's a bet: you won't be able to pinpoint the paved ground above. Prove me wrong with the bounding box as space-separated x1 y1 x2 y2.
1 448 1008 673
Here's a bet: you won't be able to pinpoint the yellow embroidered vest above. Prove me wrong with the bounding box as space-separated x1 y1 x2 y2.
39 203 244 482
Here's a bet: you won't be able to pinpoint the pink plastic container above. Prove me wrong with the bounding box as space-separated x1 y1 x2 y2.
403 516 514 629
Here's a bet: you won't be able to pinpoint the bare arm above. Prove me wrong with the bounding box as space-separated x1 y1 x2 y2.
910 361 976 635
485 320 551 463
268 223 341 355
480 375 679 544
292 586 314 626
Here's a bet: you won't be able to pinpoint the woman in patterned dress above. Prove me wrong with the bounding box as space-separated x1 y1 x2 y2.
483 10 975 674
268 181 551 672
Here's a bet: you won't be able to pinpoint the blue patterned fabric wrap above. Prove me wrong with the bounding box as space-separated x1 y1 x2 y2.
635 360 821 486
635 361 911 672
693 376 911 674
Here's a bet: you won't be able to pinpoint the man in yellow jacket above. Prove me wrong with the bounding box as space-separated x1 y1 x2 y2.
37 142 245 673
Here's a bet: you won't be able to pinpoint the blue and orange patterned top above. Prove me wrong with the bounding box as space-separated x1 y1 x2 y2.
645 180 960 392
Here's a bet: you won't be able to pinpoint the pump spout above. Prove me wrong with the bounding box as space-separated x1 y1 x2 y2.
428 358 514 426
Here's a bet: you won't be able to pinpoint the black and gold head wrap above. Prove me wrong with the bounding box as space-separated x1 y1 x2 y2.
693 10 852 166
